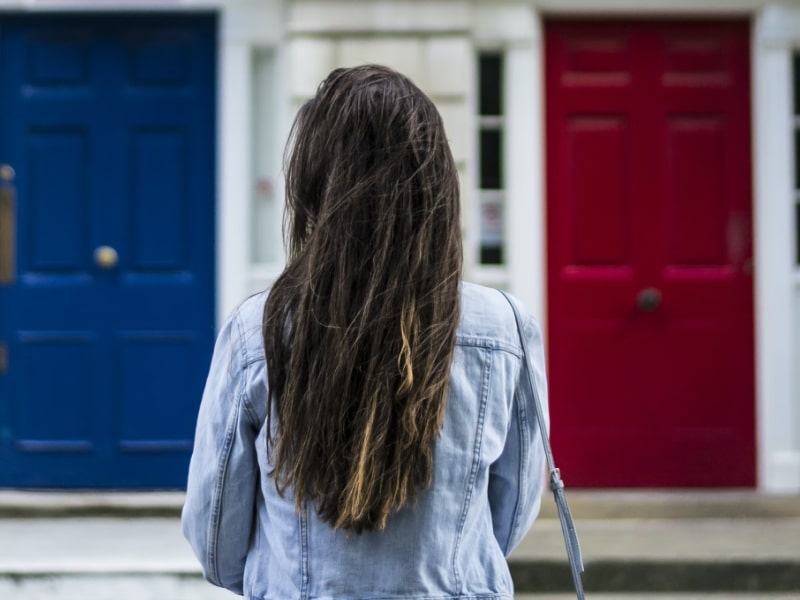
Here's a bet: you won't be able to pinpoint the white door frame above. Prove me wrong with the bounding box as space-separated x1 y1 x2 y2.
503 0 799 492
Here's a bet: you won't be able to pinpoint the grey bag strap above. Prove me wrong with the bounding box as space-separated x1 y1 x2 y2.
499 291 585 599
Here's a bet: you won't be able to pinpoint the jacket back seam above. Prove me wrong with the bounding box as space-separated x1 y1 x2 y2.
450 345 492 593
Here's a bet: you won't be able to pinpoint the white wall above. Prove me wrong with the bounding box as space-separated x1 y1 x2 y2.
474 3 544 321
285 0 800 491
285 0 479 290
286 1 545 319
217 1 286 321
27 0 796 491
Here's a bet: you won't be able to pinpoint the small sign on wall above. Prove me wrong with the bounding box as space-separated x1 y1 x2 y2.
479 194 504 265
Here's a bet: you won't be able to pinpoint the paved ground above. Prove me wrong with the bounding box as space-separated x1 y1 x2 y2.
515 517 800 561
4 514 798 572
0 576 235 600
0 582 797 600
0 517 194 575
510 518 800 594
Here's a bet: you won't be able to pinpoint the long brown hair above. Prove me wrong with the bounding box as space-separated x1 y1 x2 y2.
263 65 462 533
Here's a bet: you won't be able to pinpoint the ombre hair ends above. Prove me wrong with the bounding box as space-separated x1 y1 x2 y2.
263 65 463 533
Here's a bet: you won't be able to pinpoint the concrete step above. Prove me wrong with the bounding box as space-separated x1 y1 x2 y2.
510 516 800 594
0 491 184 518
3 489 797 519
0 575 236 600
0 491 798 596
538 490 800 520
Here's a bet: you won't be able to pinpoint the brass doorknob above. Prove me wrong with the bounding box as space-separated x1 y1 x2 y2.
636 287 662 312
94 246 119 269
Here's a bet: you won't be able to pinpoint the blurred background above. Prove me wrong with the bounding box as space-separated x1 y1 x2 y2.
0 0 799 598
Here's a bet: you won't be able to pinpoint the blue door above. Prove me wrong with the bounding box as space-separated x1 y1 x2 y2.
0 14 217 487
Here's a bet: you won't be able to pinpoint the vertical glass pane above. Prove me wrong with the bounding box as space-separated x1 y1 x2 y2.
794 53 800 115
251 49 282 264
479 195 504 265
478 52 504 265
796 202 800 265
480 246 503 264
795 129 800 196
795 53 800 266
479 54 502 116
480 129 502 189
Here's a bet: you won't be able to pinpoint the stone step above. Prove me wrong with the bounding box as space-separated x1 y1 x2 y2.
1 492 799 595
510 517 800 594
2 490 798 519
0 491 184 518
538 490 800 520
0 574 235 600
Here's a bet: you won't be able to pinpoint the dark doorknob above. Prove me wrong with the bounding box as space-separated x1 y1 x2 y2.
637 287 662 312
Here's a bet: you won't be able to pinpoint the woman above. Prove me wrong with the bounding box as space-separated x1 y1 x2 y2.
182 65 548 600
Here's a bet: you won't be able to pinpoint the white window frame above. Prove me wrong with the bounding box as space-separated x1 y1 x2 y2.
472 50 510 289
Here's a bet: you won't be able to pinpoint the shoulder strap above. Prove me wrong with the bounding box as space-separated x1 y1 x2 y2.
499 291 585 599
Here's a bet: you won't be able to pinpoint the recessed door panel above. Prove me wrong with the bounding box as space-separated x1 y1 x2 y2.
567 116 632 266
13 333 96 451
117 331 197 449
27 130 90 273
129 129 189 271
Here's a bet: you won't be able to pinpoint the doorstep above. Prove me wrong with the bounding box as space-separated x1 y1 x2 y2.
2 489 799 519
1 490 799 594
537 490 800 520
0 491 184 518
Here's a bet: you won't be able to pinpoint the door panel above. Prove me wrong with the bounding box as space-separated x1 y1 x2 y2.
129 130 188 270
567 116 632 266
546 20 755 487
28 131 91 271
0 14 216 488
15 333 96 450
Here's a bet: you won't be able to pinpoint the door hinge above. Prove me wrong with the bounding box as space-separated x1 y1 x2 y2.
0 342 7 374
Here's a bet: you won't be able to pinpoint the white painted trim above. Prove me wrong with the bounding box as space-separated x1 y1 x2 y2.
505 23 545 323
215 2 284 322
288 0 471 34
472 2 541 46
217 39 252 326
463 38 480 286
753 3 800 493
469 2 541 309
765 452 800 492
248 40 291 296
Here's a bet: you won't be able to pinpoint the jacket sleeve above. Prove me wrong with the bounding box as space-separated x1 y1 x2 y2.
181 310 261 595
487 312 549 556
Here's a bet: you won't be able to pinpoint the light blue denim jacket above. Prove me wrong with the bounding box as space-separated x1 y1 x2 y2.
182 282 549 600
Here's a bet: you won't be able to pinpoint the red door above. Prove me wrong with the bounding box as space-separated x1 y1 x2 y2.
545 20 755 487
